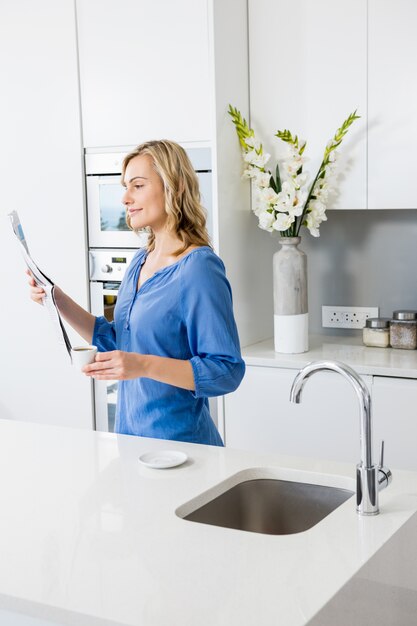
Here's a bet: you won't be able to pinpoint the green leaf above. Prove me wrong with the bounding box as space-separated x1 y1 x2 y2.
275 129 294 144
275 163 282 193
269 175 278 193
228 104 254 150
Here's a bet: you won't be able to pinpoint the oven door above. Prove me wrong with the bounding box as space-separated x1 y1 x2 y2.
90 280 120 432
86 174 149 248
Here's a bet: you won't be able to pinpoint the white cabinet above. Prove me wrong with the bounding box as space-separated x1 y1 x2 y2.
225 364 417 471
368 0 417 210
0 0 93 429
372 376 417 470
224 365 372 464
249 0 417 211
248 0 367 211
76 0 211 147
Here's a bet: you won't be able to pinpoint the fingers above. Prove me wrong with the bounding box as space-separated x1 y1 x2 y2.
26 269 45 303
83 361 110 373
85 372 119 381
95 351 117 362
30 285 46 303
82 363 120 380
83 351 117 371
82 351 123 380
83 352 116 373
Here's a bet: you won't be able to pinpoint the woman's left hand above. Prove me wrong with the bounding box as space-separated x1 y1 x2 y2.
82 350 145 380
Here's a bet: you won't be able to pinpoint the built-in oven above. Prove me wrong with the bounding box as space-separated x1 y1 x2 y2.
89 248 137 432
85 146 213 248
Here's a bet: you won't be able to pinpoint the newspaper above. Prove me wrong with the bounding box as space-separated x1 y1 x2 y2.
8 210 72 360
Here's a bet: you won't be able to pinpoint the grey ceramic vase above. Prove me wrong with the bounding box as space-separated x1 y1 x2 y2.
273 237 309 353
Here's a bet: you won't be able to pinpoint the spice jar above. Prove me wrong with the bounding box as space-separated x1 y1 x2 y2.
389 310 417 350
362 318 390 348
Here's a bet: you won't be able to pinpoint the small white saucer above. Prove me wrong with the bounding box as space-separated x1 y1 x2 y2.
139 450 188 469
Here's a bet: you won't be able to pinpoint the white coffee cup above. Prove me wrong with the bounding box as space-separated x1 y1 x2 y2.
71 345 97 368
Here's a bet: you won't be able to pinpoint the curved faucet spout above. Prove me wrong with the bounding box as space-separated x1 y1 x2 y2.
289 360 390 516
290 360 373 468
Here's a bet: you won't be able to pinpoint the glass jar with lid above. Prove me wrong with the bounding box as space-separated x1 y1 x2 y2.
389 310 417 350
362 318 390 348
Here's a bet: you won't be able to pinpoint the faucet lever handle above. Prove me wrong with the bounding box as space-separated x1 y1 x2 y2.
378 440 392 491
379 440 385 467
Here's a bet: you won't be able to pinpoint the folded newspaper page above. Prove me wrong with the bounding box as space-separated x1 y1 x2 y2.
8 210 72 360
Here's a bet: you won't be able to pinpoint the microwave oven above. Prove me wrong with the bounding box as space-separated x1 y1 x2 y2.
85 146 213 249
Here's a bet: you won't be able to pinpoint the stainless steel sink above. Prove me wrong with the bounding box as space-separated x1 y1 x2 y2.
182 478 354 535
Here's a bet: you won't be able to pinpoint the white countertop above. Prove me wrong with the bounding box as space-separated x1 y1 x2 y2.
1 419 417 626
242 334 417 378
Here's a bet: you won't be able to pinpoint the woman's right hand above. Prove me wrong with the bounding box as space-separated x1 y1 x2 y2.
26 269 45 305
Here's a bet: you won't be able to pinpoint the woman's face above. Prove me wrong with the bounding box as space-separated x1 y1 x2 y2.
122 154 167 231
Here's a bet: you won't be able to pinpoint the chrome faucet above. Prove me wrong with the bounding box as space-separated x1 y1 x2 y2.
289 360 392 516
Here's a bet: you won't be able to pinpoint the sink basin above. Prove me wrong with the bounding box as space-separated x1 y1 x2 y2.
180 477 354 535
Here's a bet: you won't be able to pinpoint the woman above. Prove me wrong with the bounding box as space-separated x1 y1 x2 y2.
28 140 245 446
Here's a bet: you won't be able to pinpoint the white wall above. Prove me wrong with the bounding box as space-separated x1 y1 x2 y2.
0 0 93 428
210 0 278 347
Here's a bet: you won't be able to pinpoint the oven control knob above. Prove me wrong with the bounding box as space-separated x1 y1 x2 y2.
101 264 113 274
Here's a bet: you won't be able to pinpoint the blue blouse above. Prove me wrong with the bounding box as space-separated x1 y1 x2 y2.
92 246 245 446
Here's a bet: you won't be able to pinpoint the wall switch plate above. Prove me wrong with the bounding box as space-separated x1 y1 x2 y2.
322 306 379 329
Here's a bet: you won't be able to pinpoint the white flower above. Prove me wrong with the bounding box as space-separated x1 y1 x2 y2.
241 167 256 180
287 144 300 159
328 150 339 163
308 225 320 237
254 152 271 168
273 212 295 232
275 180 298 213
284 155 304 175
244 149 257 163
294 172 308 188
306 213 321 237
313 180 330 200
254 170 271 187
288 189 307 217
258 209 275 231
244 150 271 169
245 136 261 151
314 188 329 201
308 199 327 221
260 186 279 205
253 194 264 216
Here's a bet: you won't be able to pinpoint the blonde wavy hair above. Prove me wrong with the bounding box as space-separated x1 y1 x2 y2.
122 140 211 256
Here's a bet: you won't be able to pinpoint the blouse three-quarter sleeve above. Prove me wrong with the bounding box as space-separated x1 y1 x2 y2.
92 316 117 352
181 251 245 398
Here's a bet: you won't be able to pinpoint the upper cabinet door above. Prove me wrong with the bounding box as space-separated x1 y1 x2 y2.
76 0 210 147
368 0 417 209
248 0 367 210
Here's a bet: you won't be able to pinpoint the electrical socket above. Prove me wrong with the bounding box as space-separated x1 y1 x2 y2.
322 306 379 329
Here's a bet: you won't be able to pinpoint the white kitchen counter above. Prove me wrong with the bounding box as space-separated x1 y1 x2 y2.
242 334 417 378
0 419 417 625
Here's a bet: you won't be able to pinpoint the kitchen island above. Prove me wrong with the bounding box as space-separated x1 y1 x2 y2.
0 418 416 626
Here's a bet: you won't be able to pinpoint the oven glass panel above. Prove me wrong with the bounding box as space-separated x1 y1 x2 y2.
102 282 120 432
99 181 129 232
103 282 119 322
